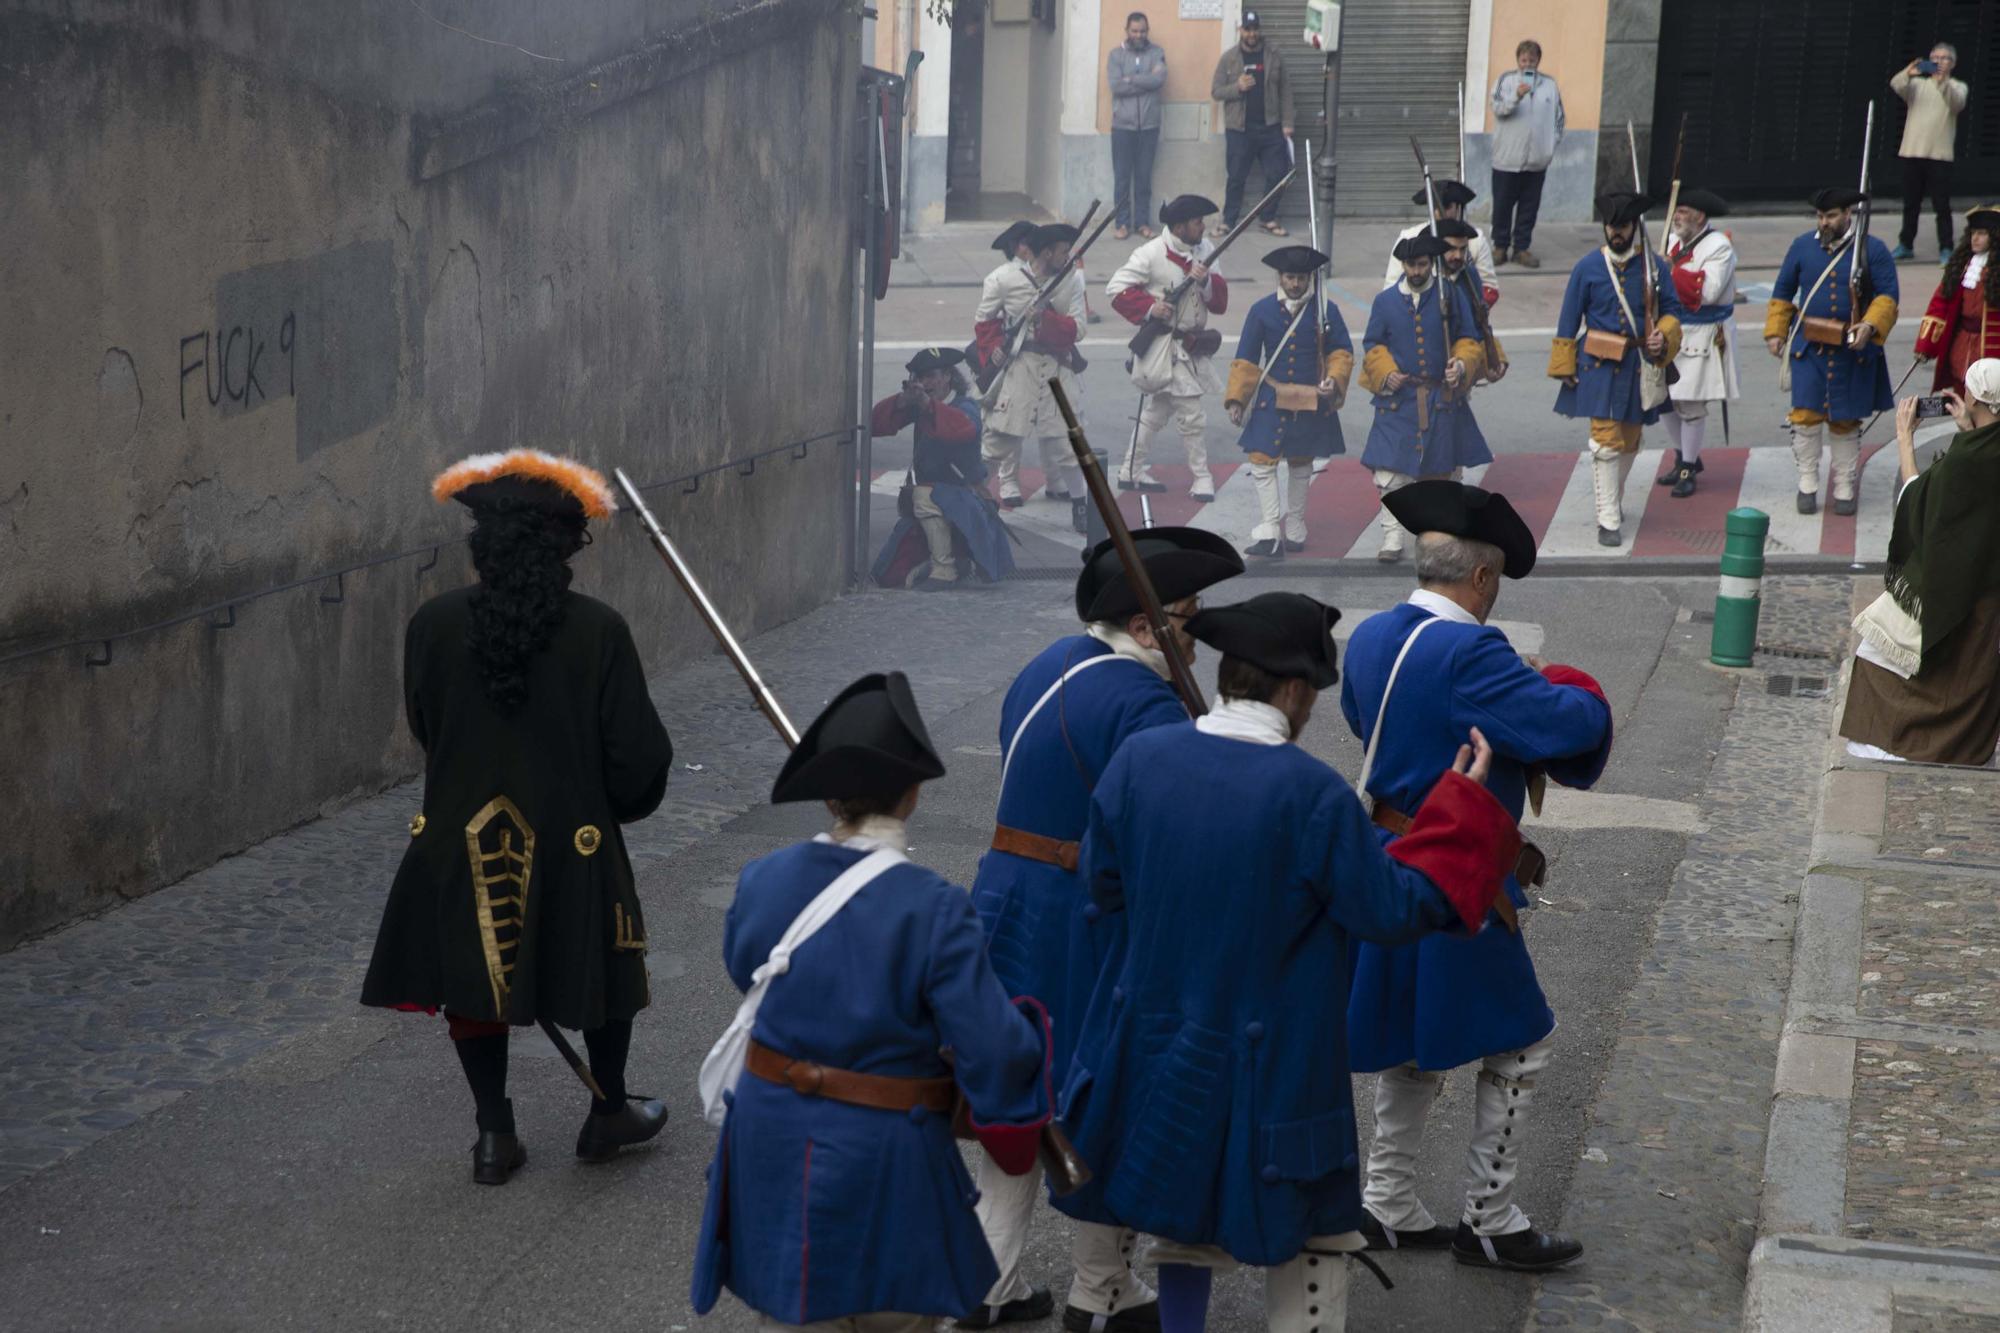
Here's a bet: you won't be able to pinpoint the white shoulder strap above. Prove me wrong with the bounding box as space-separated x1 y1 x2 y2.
1603 249 1644 338
1784 241 1853 357
999 651 1128 789
1356 616 1443 798
754 847 905 986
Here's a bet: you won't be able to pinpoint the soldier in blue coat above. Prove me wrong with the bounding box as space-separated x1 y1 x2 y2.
1547 192 1686 546
964 526 1243 1332
1762 186 1901 515
1056 591 1524 1332
1223 245 1355 559
1359 232 1493 563
1340 481 1614 1274
693 673 1056 1332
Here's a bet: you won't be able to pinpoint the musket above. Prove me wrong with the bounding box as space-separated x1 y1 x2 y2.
613 469 801 747
1051 380 1206 716
614 468 1094 1193
1410 137 1456 382
1659 112 1687 259
980 203 1114 393
1306 140 1327 393
1850 101 1877 344
1128 168 1297 360
1625 122 1657 340
1457 81 1467 183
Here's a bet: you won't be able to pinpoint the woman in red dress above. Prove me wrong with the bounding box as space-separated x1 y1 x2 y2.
1915 208 2000 397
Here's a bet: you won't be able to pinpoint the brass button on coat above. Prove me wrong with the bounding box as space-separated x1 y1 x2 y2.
574 824 602 856
409 814 426 837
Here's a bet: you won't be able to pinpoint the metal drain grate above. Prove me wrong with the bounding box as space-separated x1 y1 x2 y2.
1766 674 1828 698
1689 609 1715 623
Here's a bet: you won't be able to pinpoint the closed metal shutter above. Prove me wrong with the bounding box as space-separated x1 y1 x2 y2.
1259 0 1472 218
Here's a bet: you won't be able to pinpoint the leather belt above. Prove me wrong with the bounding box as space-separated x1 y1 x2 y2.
991 824 1081 873
1371 800 1548 888
746 1040 956 1114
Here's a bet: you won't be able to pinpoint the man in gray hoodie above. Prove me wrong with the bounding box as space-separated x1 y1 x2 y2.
1488 38 1565 269
1107 11 1168 240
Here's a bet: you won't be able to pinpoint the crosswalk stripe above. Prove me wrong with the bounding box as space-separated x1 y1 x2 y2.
1536 451 1603 558
1631 447 1749 558
1742 443 1823 556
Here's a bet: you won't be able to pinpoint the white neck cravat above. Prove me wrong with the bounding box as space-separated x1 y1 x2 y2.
819 815 909 854
1087 622 1172 679
1966 253 1989 290
1194 697 1292 746
1408 587 1481 625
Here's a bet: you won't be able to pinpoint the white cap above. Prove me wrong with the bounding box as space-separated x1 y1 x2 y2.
1967 358 2000 408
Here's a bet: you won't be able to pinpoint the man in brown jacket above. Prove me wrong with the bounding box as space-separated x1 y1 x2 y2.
1210 10 1293 236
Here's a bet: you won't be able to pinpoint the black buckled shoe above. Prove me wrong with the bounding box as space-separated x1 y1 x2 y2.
1062 1298 1161 1331
1796 489 1818 515
473 1131 526 1186
1655 448 1683 486
1670 463 1698 498
1242 538 1283 559
1283 539 1307 553
1451 1222 1584 1271
956 1286 1054 1328
1360 1210 1456 1251
1597 525 1622 547
1832 494 1858 516
575 1098 668 1163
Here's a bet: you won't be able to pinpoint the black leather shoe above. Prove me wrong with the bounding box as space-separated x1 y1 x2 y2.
1656 448 1683 485
1796 489 1818 514
1242 538 1283 558
1597 525 1622 547
1832 494 1858 516
1000 496 1024 510
1451 1222 1584 1271
472 1131 526 1186
1284 538 1307 553
1670 464 1697 498
1062 1298 1160 1331
1360 1210 1457 1251
956 1286 1054 1328
575 1098 668 1163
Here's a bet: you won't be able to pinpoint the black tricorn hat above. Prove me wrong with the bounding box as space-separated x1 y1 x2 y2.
1675 187 1729 218
1187 592 1341 690
992 220 1035 253
1027 222 1081 251
1809 186 1867 212
770 672 946 804
1160 194 1220 226
1075 525 1244 624
905 345 967 375
1383 479 1538 579
1415 179 1477 209
1434 217 1479 241
1393 232 1449 262
1261 244 1330 273
1596 191 1654 226
1968 205 2000 235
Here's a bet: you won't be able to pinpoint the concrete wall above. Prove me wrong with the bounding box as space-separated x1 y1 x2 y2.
0 0 860 947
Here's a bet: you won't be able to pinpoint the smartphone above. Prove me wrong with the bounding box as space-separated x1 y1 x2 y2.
1915 59 1939 75
1915 394 1951 419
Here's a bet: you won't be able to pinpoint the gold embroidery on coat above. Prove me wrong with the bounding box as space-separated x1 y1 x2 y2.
464 797 535 1015
613 902 647 953
409 813 426 836
574 824 602 856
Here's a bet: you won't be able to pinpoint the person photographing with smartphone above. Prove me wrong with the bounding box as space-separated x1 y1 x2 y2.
1891 45 1970 262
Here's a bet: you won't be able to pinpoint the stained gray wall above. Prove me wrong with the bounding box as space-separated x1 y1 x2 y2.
0 0 860 947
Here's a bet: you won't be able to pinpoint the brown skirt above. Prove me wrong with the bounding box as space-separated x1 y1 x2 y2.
1840 592 2000 766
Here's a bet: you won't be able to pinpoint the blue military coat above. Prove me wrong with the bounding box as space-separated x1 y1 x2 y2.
1769 231 1900 421
1360 280 1493 476
970 636 1186 1083
1226 292 1355 459
1551 248 1687 424
1054 723 1461 1265
693 837 1052 1324
1340 603 1613 1071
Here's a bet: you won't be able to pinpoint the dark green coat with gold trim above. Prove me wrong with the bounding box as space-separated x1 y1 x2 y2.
361 586 671 1030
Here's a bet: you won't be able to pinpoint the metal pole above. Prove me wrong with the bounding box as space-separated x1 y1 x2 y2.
857 84 880 583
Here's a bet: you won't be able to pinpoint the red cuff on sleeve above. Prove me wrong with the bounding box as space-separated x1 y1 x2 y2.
1669 266 1704 310
1036 309 1080 354
1204 273 1229 315
1110 288 1156 325
1483 286 1499 307
1540 663 1608 705
1386 771 1523 933
972 318 1005 365
927 399 978 444
968 996 1054 1176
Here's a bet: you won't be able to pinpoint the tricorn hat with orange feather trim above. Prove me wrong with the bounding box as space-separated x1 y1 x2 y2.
431 450 616 521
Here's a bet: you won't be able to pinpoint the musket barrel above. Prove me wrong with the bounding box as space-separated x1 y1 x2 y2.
613 468 802 749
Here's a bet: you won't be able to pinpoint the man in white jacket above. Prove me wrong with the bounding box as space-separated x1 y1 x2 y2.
1658 188 1740 498
1488 39 1565 270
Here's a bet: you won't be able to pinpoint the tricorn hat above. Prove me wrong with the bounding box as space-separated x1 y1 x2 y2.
992 220 1035 253
770 672 947 804
1261 244 1330 274
1676 187 1729 218
1075 525 1244 624
1186 592 1342 690
1414 180 1477 209
1393 232 1449 262
1596 191 1654 227
1809 187 1867 212
905 346 966 375
1967 205 2000 235
1160 194 1220 227
1027 222 1081 252
432 449 616 520
1382 479 1537 579
1434 218 1479 241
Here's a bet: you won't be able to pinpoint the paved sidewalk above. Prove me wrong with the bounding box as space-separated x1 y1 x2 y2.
1743 578 2000 1331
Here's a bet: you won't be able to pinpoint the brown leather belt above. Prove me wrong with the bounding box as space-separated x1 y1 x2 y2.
746 1040 956 1114
1371 801 1548 888
991 824 1081 873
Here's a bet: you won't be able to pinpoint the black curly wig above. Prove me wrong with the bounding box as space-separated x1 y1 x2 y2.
1941 227 2000 310
465 498 589 714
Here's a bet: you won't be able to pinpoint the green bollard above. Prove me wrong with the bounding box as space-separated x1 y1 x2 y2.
1711 506 1769 667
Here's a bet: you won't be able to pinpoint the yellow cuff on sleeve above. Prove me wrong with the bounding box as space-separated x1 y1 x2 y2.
1763 299 1798 342
1547 337 1578 379
1360 345 1399 395
1656 315 1683 366
1452 336 1487 385
1223 358 1260 408
1862 295 1899 343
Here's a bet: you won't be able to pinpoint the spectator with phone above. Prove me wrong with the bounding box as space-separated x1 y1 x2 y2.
1489 39 1565 269
1912 208 2000 399
1890 45 1970 262
1841 366 2000 766
1210 10 1294 238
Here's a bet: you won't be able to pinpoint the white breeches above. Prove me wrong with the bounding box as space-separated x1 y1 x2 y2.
1127 393 1212 493
1789 422 1861 499
974 1152 1154 1317
1249 456 1314 543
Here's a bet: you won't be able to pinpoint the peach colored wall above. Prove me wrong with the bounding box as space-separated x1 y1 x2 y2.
1095 10 1222 133
1484 0 1605 132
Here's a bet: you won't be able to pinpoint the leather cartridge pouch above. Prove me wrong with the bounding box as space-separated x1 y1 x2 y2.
1179 328 1224 358
1581 328 1633 361
1272 382 1322 411
1801 316 1849 347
